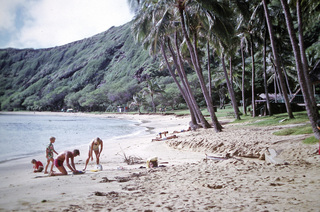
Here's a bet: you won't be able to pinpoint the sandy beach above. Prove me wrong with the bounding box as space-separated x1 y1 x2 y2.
0 112 319 211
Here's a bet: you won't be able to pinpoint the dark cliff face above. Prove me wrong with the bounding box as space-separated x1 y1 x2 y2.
0 23 156 111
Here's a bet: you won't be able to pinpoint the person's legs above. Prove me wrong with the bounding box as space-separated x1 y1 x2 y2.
83 150 92 171
44 159 50 174
49 158 54 172
50 160 67 176
51 166 67 176
94 150 99 165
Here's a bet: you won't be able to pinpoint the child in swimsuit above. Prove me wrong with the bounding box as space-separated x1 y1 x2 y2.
31 159 44 172
44 137 58 174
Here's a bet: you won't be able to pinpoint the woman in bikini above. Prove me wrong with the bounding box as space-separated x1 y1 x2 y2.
83 137 103 171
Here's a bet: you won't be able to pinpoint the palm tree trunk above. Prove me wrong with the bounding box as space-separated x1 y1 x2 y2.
160 41 198 125
263 28 272 116
262 0 294 119
151 94 155 113
207 42 212 99
221 54 241 120
178 10 222 132
296 0 318 111
229 58 234 91
241 39 247 115
280 0 319 137
250 34 256 117
171 35 211 128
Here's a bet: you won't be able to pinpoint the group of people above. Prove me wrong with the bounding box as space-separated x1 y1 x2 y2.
31 137 103 176
151 127 191 142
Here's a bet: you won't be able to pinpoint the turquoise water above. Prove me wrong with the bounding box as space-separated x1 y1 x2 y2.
0 114 144 163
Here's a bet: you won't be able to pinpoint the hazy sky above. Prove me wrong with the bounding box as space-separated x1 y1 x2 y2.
0 0 134 49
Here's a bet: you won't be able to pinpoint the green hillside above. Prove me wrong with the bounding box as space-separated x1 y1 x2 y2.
0 23 164 112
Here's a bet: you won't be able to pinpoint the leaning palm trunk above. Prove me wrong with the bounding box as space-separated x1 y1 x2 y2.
171 35 211 128
262 0 294 119
178 10 222 132
192 33 223 130
280 0 320 138
160 41 198 126
296 0 318 110
221 55 241 120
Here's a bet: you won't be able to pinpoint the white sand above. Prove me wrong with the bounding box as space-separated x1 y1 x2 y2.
0 112 319 211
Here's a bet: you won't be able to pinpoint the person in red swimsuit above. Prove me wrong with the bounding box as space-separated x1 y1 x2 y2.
31 159 44 172
50 149 81 176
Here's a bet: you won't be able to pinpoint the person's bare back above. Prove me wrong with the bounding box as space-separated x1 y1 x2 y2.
50 149 80 176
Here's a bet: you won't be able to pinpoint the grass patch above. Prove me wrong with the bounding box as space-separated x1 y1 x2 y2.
302 136 319 144
273 124 313 136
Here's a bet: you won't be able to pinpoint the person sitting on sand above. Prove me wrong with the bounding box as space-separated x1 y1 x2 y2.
172 126 191 134
83 137 103 171
31 159 44 172
50 149 81 176
152 135 178 142
44 136 58 174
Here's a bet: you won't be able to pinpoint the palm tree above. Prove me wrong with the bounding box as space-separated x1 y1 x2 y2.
142 79 164 113
129 92 146 114
130 0 225 131
131 0 210 128
262 24 272 116
176 0 237 130
240 36 248 115
262 0 294 119
279 0 319 137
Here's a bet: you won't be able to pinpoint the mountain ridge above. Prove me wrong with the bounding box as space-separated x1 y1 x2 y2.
0 22 160 111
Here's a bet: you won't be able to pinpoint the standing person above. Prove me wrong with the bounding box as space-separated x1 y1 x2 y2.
31 159 44 172
50 149 81 176
44 137 58 174
83 137 103 171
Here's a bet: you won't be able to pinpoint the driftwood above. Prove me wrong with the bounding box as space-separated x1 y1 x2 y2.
117 146 143 165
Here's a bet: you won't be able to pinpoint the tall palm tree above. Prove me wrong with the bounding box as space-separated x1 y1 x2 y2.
262 0 294 119
130 0 211 128
262 24 272 116
142 79 164 112
280 0 319 137
240 36 248 115
176 0 223 131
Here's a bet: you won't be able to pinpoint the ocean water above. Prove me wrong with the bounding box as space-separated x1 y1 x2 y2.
0 113 145 163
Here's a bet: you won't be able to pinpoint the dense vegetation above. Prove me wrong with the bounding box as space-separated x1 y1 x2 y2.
0 22 217 113
0 23 162 111
1 0 320 136
127 0 320 136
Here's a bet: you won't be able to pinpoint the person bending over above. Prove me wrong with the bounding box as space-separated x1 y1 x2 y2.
50 149 81 176
83 137 103 171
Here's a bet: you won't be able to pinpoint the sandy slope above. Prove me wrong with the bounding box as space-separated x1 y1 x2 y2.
0 112 319 211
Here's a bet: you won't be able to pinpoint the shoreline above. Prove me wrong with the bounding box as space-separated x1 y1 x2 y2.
1 111 320 211
0 111 158 164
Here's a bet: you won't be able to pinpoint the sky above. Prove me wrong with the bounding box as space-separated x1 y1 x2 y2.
0 0 134 49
